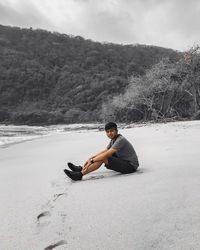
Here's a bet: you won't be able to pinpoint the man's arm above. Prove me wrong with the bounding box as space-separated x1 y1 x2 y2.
82 148 118 171
92 148 117 162
91 149 108 158
83 149 108 167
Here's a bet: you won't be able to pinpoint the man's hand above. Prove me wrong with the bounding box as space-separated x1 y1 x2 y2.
84 159 91 167
83 158 92 171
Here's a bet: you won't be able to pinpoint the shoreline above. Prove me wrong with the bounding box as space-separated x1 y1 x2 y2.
0 119 198 148
0 119 198 149
0 117 195 129
0 123 103 148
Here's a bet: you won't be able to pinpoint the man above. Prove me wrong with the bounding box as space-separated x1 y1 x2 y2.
64 122 139 181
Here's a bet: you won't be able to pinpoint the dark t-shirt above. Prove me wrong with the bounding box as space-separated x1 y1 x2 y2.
107 134 139 168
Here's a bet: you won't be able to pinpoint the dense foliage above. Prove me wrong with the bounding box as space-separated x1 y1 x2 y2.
0 25 179 125
102 47 200 122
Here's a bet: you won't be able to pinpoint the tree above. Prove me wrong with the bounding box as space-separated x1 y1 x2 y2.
100 50 200 122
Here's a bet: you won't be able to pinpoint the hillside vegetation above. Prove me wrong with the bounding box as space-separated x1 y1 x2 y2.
102 48 200 122
0 24 190 125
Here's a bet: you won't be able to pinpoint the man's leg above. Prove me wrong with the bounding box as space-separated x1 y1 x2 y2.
82 158 108 176
64 158 108 181
106 156 137 174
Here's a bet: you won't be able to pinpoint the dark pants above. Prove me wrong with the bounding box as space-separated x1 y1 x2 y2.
105 156 137 174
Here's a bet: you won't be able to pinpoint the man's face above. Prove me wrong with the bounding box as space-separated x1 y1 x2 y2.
106 128 118 140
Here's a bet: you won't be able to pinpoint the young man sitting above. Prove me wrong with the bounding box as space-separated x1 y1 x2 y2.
64 122 139 181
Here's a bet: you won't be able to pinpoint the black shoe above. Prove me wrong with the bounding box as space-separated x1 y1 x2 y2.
64 169 83 181
67 162 82 172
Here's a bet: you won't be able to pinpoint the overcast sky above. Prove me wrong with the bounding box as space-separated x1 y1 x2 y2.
0 0 199 51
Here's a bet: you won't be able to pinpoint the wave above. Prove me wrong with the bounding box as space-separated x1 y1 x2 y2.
0 124 103 147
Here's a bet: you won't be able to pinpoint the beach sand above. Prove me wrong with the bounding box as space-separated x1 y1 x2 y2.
0 121 200 250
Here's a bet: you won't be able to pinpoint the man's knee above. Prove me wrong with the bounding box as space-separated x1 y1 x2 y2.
103 158 108 165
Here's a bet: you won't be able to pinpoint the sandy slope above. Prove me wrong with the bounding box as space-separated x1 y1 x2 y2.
0 121 200 250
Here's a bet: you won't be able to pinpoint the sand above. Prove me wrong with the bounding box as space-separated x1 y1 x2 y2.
0 121 200 250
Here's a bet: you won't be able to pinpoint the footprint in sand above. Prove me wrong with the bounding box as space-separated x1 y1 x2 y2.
41 190 67 211
37 211 51 223
37 180 70 237
53 192 66 202
44 240 67 250
135 169 144 174
83 175 104 181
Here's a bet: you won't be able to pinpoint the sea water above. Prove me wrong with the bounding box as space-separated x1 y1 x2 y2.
0 124 103 148
0 125 61 147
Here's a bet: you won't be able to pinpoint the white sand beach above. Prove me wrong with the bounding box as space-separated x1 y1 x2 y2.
0 121 200 250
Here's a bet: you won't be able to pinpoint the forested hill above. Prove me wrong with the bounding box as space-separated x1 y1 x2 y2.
0 24 179 125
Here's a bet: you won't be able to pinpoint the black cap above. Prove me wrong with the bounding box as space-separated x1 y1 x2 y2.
105 122 117 131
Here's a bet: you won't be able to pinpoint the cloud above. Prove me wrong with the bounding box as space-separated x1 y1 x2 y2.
0 0 53 29
0 0 200 51
168 0 200 36
0 3 19 23
70 0 136 43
